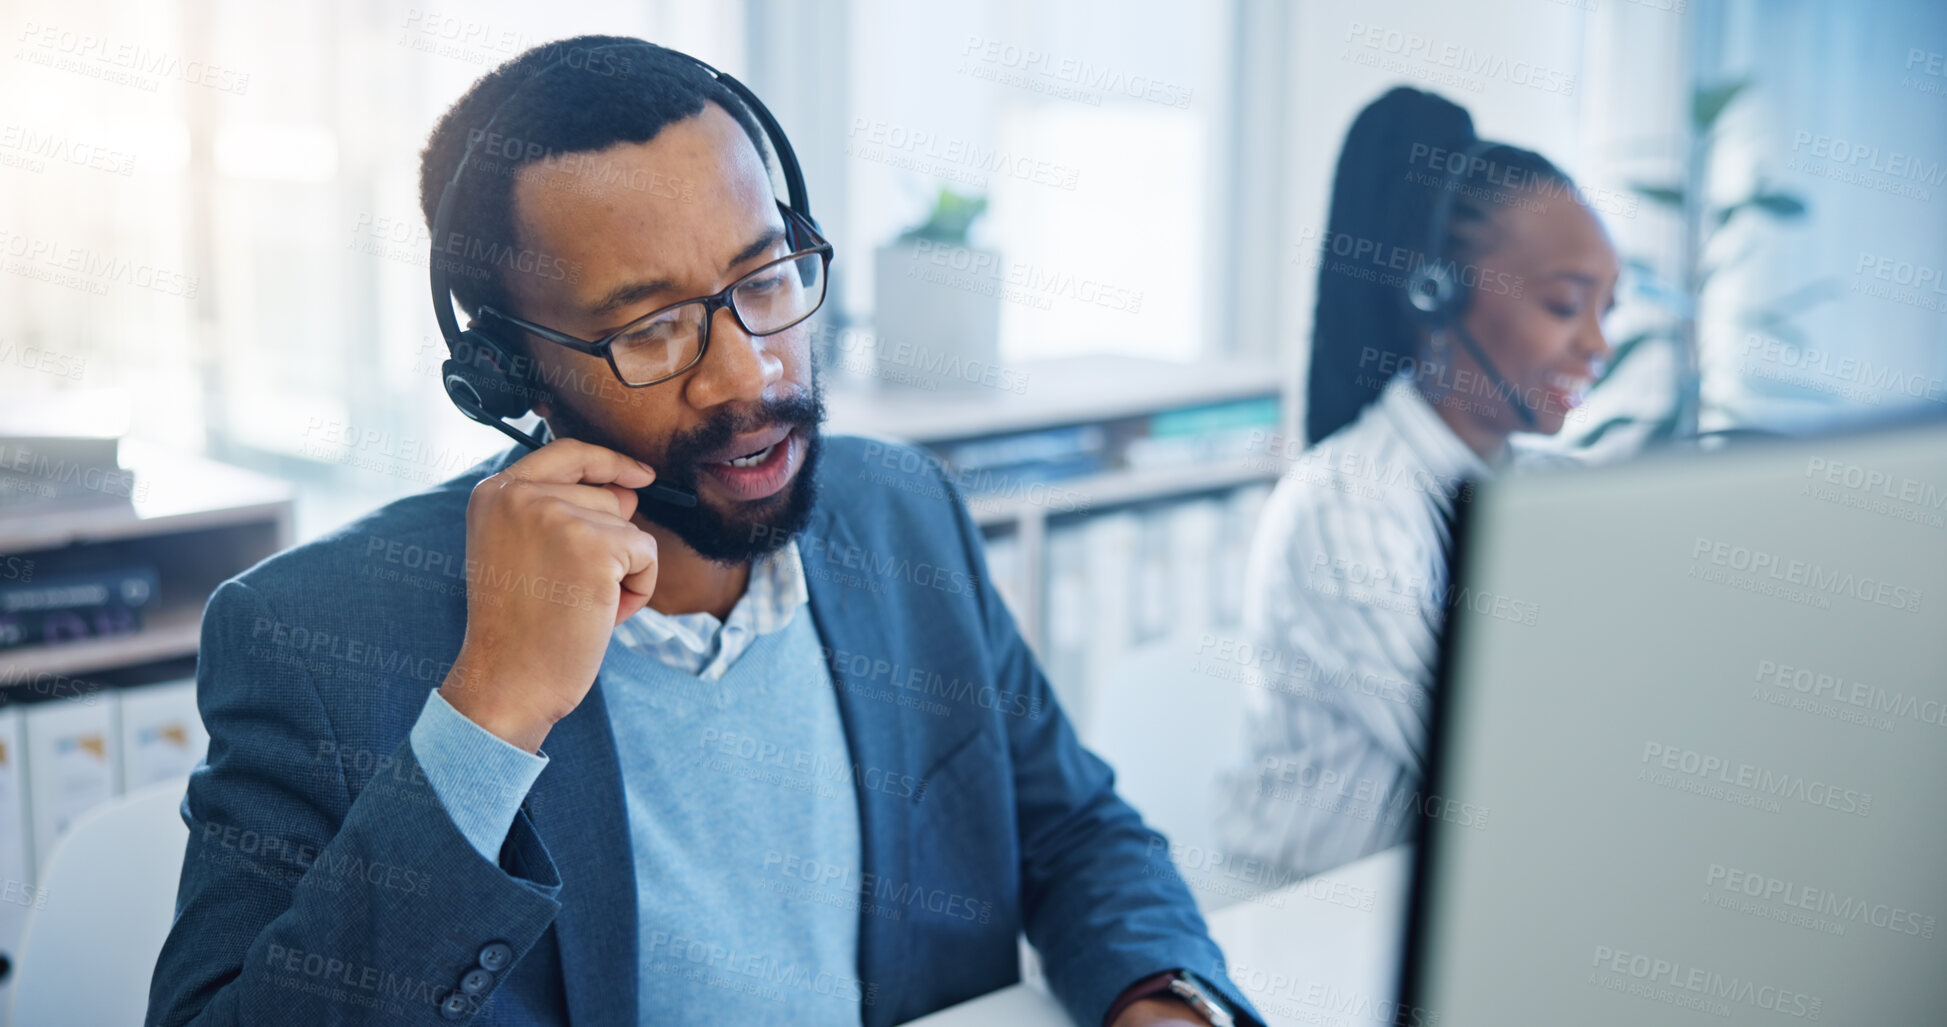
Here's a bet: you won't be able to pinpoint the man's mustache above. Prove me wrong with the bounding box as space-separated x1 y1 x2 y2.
661 391 824 479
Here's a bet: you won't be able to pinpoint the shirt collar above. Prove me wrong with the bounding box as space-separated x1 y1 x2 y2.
613 537 808 667
1376 373 1503 483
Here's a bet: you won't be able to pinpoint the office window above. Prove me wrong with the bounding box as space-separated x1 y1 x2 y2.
841 0 1236 364
1 0 746 538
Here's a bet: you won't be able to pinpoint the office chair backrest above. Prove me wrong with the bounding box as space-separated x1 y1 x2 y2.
11 776 189 1026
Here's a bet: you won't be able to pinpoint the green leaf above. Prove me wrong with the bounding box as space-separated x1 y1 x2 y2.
1765 276 1841 315
1577 415 1640 448
1699 237 1761 287
1624 257 1675 296
1750 191 1807 218
1741 312 1809 351
898 186 989 244
1629 182 1685 209
1591 327 1669 390
1623 259 1692 316
1646 406 1685 444
1692 79 1750 132
1734 278 1840 350
1709 189 1808 238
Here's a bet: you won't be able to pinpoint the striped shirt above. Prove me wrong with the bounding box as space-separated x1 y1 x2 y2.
1219 374 1502 877
612 538 809 681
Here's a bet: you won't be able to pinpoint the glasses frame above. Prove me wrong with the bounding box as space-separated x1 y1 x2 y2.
475 202 833 388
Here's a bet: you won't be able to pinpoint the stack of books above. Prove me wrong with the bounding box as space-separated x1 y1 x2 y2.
932 395 1281 498
0 564 160 651
0 390 142 515
938 424 1110 495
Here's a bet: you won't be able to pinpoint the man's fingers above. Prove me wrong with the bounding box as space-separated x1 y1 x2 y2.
600 482 640 524
557 510 658 595
613 523 659 596
495 480 635 521
614 587 653 626
611 522 658 625
503 437 658 489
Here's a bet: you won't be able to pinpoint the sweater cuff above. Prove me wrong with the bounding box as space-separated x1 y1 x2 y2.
408 688 549 862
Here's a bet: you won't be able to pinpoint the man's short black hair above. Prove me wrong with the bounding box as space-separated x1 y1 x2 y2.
417 34 773 322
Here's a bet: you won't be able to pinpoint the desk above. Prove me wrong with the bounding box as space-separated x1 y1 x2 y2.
905 846 1414 1026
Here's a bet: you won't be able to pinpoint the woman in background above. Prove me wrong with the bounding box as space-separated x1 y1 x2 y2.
1219 86 1619 877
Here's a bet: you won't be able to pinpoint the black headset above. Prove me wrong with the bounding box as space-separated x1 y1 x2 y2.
1401 137 1537 429
427 40 820 507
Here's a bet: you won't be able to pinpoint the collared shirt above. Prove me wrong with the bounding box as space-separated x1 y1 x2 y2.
612 538 809 681
1219 374 1513 877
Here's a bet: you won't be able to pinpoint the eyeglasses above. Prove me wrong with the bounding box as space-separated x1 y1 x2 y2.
476 204 833 388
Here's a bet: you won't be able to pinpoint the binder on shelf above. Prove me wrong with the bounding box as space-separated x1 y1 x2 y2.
980 532 1025 630
1165 498 1224 641
1041 525 1091 726
0 708 32 1015
23 697 118 873
1213 484 1272 629
117 678 206 793
1132 512 1175 645
1078 512 1140 745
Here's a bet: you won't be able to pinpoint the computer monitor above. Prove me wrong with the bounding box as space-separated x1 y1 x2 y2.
1400 417 1947 1025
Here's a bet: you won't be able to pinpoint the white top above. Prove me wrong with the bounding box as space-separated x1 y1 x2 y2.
1218 375 1509 877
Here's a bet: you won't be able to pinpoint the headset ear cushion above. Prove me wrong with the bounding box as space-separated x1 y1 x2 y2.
443 329 534 420
1407 262 1470 323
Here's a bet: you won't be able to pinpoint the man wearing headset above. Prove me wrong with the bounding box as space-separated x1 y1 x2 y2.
147 36 1260 1027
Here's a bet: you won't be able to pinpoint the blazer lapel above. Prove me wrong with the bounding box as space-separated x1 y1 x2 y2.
800 507 915 1027
525 677 638 1027
507 482 918 1025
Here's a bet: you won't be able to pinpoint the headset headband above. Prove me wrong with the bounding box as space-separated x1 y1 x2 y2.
1402 136 1538 428
428 40 812 349
425 40 813 505
1406 137 1494 319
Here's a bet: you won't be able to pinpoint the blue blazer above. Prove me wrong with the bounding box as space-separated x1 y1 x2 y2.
147 435 1261 1027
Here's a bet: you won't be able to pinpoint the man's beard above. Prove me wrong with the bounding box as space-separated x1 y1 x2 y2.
540 375 825 566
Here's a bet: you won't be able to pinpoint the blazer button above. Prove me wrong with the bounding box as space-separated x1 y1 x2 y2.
439 991 470 1020
460 967 495 995
477 941 514 972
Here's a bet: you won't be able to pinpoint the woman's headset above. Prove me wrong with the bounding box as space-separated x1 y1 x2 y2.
426 39 821 506
1400 137 1537 429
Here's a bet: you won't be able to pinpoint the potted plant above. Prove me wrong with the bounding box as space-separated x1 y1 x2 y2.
1577 79 1830 450
871 186 1001 392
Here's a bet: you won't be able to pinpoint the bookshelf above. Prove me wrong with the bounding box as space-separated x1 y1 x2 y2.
0 440 294 683
829 354 1285 445
0 440 292 1013
826 352 1287 669
830 354 1291 918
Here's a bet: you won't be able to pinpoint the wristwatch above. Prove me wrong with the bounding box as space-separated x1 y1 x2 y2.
1104 969 1239 1027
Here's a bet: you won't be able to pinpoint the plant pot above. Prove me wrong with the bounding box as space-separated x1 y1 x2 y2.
871 239 1004 393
